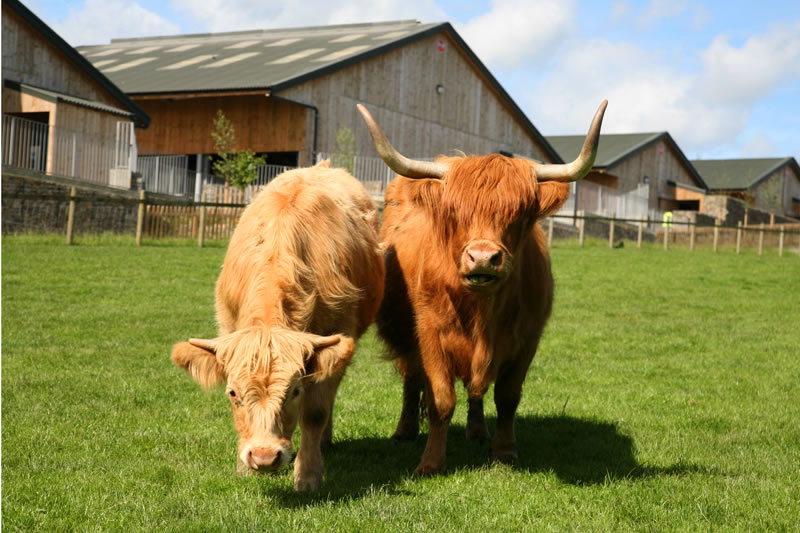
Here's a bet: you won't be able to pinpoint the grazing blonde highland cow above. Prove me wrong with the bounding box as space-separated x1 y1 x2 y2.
171 161 384 491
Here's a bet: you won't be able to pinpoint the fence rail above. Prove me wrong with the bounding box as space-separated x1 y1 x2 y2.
3 114 135 188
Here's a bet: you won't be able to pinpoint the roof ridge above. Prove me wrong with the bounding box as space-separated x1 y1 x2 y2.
105 20 427 45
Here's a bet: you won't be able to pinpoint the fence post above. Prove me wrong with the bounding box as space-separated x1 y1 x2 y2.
758 222 764 256
713 219 720 253
608 212 615 248
136 189 146 246
198 204 206 248
689 221 696 252
578 210 585 247
66 186 77 245
736 221 742 255
778 225 785 257
547 217 554 248
637 215 643 249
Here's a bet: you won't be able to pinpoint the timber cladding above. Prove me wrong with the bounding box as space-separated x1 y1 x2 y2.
277 32 554 161
132 95 307 156
609 141 699 208
2 3 120 109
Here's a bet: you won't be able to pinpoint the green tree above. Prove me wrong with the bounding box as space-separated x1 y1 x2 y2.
333 125 358 175
211 110 265 190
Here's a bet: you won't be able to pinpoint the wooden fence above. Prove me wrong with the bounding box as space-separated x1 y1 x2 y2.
547 211 800 256
144 204 244 240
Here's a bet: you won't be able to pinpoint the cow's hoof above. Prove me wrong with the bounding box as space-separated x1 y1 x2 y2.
413 462 445 476
294 474 322 492
491 448 518 464
466 425 490 444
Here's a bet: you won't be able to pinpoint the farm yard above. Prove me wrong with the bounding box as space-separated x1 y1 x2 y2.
2 236 798 531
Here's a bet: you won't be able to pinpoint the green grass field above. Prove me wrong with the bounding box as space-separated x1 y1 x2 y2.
2 236 799 531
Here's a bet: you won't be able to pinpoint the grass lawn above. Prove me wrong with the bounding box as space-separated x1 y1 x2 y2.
2 236 799 531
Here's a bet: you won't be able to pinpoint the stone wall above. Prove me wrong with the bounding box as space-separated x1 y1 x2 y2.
2 174 139 235
702 195 797 227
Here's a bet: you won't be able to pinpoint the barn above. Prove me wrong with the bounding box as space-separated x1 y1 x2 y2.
547 132 707 216
2 0 149 187
691 157 800 220
74 20 564 198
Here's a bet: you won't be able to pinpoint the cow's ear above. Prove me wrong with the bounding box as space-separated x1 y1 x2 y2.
171 341 225 389
535 181 570 217
305 335 356 382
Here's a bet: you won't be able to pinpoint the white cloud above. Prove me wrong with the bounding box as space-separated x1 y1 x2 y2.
692 5 711 32
166 0 446 33
696 22 800 105
740 133 778 157
49 0 180 46
528 21 800 156
456 0 576 70
636 0 687 30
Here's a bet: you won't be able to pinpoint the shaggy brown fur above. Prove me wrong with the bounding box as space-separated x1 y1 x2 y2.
376 153 569 474
171 161 383 491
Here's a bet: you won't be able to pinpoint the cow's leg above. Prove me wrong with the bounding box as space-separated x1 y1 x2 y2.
491 354 534 463
321 398 334 450
415 357 455 475
465 396 490 443
392 364 423 441
294 376 341 491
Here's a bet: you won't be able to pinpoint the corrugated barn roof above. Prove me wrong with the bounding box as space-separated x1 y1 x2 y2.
691 158 798 190
76 20 442 94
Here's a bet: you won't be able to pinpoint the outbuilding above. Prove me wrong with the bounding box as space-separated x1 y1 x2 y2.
2 0 149 187
691 157 800 220
547 132 707 213
75 20 564 196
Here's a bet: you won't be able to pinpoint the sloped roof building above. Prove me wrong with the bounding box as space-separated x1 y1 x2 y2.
548 132 707 211
77 20 564 173
692 157 800 218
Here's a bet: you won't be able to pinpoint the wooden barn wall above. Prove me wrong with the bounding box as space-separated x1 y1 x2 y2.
131 95 307 156
751 168 786 214
783 166 800 217
277 32 554 162
1 4 121 109
607 141 699 209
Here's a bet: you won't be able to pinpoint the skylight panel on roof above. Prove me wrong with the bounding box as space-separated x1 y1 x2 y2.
268 48 326 64
200 52 261 68
87 49 121 57
329 34 365 43
126 46 162 55
102 57 157 72
373 30 410 40
159 55 215 70
225 40 261 49
266 38 302 47
166 44 201 52
92 59 118 68
312 45 370 62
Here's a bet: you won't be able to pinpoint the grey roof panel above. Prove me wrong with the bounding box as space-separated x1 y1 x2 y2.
546 132 662 168
76 21 442 94
11 82 134 117
690 158 796 190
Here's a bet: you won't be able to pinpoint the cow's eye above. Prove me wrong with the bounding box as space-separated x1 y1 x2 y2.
228 389 237 399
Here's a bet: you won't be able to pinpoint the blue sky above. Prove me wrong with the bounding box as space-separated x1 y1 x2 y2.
25 0 800 161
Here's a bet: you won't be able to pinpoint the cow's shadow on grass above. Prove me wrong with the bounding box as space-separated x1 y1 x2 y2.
267 414 708 507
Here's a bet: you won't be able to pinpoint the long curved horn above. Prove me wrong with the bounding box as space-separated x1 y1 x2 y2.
356 104 449 179
532 100 608 183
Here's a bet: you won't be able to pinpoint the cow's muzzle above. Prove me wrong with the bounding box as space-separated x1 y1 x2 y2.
461 240 509 290
241 441 291 472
